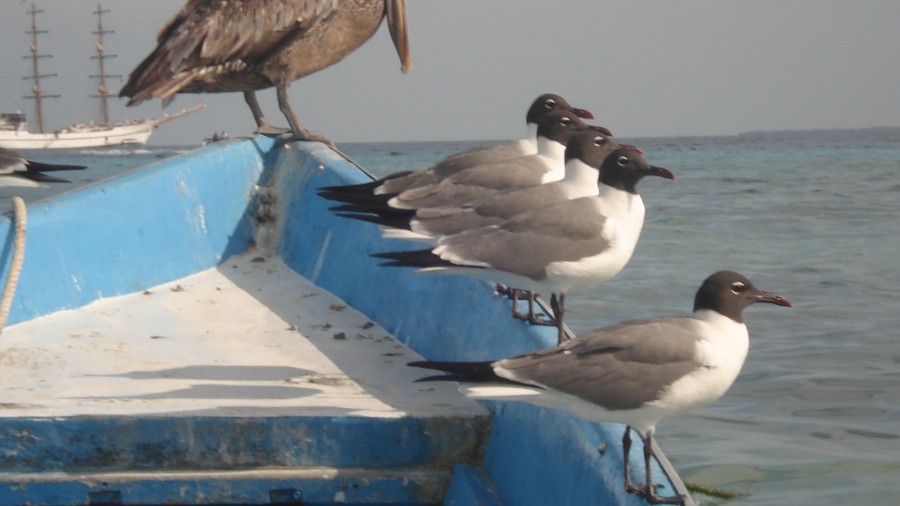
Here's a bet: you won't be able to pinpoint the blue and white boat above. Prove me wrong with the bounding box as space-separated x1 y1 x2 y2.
0 137 694 505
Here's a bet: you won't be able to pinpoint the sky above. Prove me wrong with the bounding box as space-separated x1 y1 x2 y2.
0 0 898 146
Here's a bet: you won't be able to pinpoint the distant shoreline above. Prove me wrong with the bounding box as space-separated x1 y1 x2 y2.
737 125 900 138
335 126 900 147
139 125 900 149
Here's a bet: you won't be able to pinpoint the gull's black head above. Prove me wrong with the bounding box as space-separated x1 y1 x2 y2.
526 93 595 125
535 109 590 145
694 270 792 323
596 146 674 194
564 130 618 171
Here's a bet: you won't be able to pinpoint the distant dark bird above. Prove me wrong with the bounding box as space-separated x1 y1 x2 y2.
120 0 412 141
0 147 86 186
318 93 602 197
373 145 674 344
410 271 792 505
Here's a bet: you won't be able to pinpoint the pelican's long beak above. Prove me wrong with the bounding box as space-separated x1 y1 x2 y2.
386 0 412 73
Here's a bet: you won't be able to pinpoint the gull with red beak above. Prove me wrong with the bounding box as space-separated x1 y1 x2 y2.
373 144 675 344
318 93 603 198
410 271 792 505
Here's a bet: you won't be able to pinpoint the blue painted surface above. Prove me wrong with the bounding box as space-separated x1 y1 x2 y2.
0 136 276 325
270 141 691 505
0 416 484 474
2 471 448 505
273 143 560 362
443 465 504 506
0 137 691 505
479 403 667 506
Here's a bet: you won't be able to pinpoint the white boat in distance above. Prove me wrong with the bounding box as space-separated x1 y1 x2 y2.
0 110 203 150
0 4 201 150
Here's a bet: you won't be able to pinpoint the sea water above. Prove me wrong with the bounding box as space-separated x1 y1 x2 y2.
3 129 899 504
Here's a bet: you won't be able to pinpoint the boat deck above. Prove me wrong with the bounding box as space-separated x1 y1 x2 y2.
0 252 482 420
0 253 489 505
0 137 694 505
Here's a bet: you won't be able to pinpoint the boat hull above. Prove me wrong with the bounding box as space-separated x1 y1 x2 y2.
0 137 694 505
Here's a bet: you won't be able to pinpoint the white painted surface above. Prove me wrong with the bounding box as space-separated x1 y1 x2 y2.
0 253 484 419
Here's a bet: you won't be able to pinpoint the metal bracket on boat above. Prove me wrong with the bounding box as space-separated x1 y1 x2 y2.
269 487 304 504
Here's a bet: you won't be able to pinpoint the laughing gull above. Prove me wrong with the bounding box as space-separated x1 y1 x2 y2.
353 131 622 325
324 109 593 215
120 0 411 142
344 131 618 324
372 145 674 344
318 93 601 198
0 147 85 186
409 270 792 504
354 131 623 242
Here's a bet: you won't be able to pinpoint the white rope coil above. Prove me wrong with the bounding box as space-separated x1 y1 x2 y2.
0 196 27 334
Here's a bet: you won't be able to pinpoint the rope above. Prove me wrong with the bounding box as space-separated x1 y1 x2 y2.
0 196 26 333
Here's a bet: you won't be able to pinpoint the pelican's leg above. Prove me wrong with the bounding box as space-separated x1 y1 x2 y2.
245 91 287 135
275 84 333 145
551 293 568 344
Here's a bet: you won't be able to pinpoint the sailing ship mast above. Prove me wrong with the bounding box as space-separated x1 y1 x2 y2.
23 3 59 134
1 3 202 149
90 4 119 127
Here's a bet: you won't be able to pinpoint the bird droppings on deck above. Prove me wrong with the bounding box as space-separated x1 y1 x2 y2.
0 253 486 420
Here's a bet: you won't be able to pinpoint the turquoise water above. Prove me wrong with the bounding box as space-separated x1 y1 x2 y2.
4 130 899 504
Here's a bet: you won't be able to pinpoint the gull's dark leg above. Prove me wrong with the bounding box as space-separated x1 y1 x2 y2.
509 289 556 325
527 291 538 321
624 430 686 505
644 432 685 504
526 291 555 325
642 432 658 501
510 288 526 319
623 426 638 494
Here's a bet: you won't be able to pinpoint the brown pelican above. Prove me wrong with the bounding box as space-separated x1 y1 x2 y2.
120 0 411 141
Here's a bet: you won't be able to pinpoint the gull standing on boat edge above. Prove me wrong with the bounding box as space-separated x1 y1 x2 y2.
119 0 412 142
317 93 602 197
347 130 622 242
372 142 674 344
323 109 595 216
409 271 792 505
